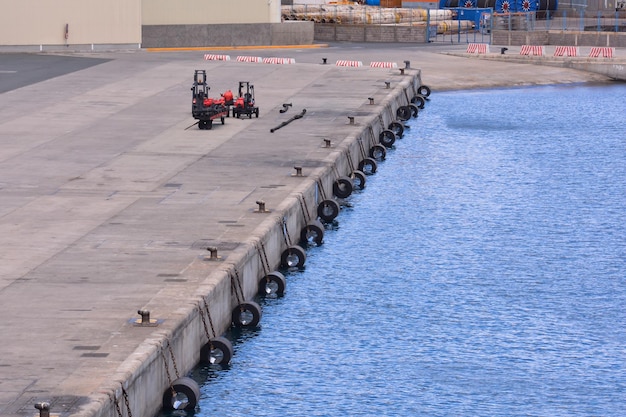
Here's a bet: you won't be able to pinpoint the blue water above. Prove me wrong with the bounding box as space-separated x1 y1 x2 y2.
164 84 626 417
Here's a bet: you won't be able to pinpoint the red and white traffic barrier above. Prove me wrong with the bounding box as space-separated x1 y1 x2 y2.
336 60 363 67
520 45 545 56
369 62 398 68
236 56 263 63
467 43 489 54
204 54 231 61
589 47 614 58
262 57 296 64
553 46 579 57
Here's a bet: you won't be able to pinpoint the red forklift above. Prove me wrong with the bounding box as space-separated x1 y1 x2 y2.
191 70 230 130
232 81 259 119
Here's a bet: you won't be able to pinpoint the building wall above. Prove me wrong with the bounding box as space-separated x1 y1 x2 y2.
0 0 141 46
142 0 281 24
492 30 626 46
0 0 282 48
142 21 314 48
314 23 427 42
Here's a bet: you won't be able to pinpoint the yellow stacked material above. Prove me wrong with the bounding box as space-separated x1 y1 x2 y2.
281 4 453 24
433 19 474 33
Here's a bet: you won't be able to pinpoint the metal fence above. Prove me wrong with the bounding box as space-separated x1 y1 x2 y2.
282 4 625 45
490 10 626 31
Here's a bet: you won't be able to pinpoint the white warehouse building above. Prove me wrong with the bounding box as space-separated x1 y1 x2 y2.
0 0 313 52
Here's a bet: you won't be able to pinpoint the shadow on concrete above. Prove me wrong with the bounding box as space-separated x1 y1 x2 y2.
0 53 109 94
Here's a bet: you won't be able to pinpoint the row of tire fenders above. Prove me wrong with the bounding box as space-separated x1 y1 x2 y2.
161 84 432 412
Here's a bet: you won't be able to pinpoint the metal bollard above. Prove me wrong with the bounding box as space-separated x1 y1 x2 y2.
35 402 50 417
137 310 151 325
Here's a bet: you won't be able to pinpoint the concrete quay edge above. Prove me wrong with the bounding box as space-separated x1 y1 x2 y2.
0 51 421 417
90 71 421 417
1 44 618 417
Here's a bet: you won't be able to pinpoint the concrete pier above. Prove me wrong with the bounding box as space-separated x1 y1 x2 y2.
0 44 618 417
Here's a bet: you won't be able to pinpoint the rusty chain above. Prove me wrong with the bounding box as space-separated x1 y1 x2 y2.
202 298 217 338
368 125 378 146
230 269 244 306
316 178 327 200
160 348 176 397
167 341 180 379
297 193 310 223
346 148 355 173
198 303 213 341
109 391 123 417
121 384 132 417
256 242 269 277
357 137 367 160
281 218 292 247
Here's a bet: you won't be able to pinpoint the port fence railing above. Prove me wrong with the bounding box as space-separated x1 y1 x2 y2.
282 4 625 45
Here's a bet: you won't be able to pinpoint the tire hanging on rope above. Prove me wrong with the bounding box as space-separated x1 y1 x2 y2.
379 129 396 148
369 144 386 161
258 271 287 296
281 245 306 268
409 103 419 118
232 300 262 327
162 377 200 411
351 170 366 190
300 219 325 246
358 157 378 175
388 121 405 138
333 176 353 199
411 95 426 109
200 336 233 366
418 85 431 97
396 106 411 122
317 199 340 222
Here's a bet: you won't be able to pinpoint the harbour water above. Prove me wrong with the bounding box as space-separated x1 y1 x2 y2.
162 84 625 417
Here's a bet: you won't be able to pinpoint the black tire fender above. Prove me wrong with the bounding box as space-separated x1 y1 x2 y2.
317 199 340 222
358 157 378 175
232 301 262 327
411 95 426 109
388 121 405 138
409 103 419 118
351 170 366 190
379 129 396 148
418 85 432 97
281 245 306 268
369 144 387 161
300 219 325 246
200 336 233 365
396 105 411 121
333 176 353 198
259 271 287 296
162 377 200 411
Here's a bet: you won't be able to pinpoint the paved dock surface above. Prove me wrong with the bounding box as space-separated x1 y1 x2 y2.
0 43 617 417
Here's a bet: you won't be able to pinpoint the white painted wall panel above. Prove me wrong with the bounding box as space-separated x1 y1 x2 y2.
0 0 141 45
142 0 281 24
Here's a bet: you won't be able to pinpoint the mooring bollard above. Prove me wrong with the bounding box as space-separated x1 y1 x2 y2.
138 310 151 325
35 402 50 417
